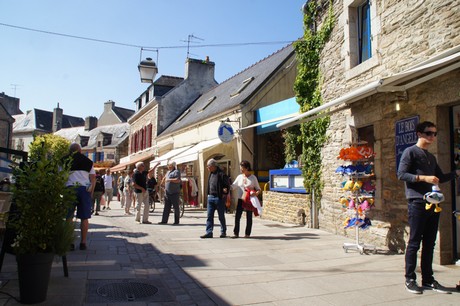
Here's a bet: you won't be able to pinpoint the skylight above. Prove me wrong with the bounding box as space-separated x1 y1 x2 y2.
198 96 216 113
177 109 190 122
230 77 254 98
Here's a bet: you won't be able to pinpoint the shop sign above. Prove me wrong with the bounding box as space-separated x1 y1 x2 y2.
395 115 419 170
218 122 234 143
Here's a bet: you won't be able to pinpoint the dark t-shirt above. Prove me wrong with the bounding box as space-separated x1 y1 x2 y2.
94 175 105 192
397 144 455 200
147 177 157 189
133 170 147 193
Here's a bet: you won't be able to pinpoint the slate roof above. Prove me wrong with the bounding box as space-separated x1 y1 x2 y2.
112 106 135 122
159 44 295 136
54 122 130 149
12 109 84 133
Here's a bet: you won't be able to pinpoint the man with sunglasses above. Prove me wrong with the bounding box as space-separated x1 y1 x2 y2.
398 121 460 294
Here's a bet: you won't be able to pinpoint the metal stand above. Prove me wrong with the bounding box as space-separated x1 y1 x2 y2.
343 217 376 254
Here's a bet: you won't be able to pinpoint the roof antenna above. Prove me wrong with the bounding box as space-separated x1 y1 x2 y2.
181 34 204 59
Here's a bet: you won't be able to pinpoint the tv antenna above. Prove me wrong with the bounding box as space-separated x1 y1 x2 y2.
10 84 20 97
181 34 204 58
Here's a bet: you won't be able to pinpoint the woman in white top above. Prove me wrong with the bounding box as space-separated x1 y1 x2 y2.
230 160 261 238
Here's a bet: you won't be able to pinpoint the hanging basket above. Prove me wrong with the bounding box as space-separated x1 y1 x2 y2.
16 253 54 304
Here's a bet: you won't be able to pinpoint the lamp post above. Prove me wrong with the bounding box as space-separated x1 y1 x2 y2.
138 57 158 83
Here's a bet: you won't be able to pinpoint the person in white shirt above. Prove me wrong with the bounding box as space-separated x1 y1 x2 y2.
102 169 114 210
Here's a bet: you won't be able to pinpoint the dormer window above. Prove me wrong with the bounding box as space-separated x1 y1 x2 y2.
230 77 254 98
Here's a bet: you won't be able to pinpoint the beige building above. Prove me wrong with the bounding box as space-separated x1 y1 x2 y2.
277 0 460 264
153 45 297 208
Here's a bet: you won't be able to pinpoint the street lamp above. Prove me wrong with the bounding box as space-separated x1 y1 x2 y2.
138 57 158 83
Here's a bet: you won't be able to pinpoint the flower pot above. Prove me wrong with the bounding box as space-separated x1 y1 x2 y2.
16 253 54 304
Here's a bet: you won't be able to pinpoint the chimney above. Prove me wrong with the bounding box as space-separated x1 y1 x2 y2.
104 100 115 112
85 116 98 131
185 57 215 83
52 103 63 132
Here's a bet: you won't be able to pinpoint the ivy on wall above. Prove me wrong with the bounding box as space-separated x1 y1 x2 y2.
284 0 334 202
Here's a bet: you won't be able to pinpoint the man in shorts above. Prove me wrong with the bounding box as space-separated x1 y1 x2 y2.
66 143 96 250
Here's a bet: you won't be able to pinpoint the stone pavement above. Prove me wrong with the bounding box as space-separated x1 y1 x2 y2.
0 199 459 305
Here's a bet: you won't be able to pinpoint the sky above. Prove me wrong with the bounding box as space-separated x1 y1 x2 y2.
0 0 306 119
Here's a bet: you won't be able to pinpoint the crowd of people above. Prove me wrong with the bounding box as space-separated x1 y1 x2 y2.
65 148 263 248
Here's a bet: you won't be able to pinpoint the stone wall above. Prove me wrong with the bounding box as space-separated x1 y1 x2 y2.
311 0 460 262
262 191 311 226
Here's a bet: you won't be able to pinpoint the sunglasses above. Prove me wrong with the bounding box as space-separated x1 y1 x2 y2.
422 131 437 137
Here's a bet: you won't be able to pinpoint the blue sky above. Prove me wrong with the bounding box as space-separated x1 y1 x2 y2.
1 0 305 118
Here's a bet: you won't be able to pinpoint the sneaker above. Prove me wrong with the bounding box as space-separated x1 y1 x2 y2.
405 279 423 294
422 280 451 294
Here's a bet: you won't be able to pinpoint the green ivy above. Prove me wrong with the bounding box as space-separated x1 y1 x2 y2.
284 0 334 202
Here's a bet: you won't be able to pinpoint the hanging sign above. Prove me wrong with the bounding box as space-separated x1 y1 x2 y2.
218 122 234 143
395 115 419 170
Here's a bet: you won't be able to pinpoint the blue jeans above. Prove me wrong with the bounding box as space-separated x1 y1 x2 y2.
206 195 226 235
405 200 440 283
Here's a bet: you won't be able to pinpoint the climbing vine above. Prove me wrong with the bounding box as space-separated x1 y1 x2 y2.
284 0 334 202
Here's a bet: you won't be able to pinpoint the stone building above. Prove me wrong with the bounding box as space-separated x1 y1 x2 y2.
12 104 84 152
55 100 133 168
277 0 460 264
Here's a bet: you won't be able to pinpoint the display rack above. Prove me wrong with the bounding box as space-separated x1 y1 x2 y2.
336 144 377 254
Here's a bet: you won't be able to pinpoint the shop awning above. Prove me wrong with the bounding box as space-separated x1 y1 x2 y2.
110 154 153 173
170 138 222 165
277 47 460 129
150 145 193 167
251 97 300 134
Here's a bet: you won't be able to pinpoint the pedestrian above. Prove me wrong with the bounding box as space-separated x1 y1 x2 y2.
124 170 133 215
200 158 229 238
65 143 96 251
230 160 261 238
158 161 181 225
397 121 459 294
132 162 156 224
147 169 158 212
102 168 114 210
92 170 105 215
118 171 126 208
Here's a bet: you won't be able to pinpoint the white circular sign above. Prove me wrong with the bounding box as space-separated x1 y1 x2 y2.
218 122 234 143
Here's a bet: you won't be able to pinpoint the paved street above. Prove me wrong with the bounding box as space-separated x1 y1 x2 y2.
1 200 459 305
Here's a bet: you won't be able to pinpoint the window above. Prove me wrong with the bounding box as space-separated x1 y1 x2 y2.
198 96 216 113
230 77 254 98
177 109 190 122
344 0 379 75
357 1 371 64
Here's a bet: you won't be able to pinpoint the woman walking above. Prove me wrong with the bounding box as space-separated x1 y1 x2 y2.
231 160 261 238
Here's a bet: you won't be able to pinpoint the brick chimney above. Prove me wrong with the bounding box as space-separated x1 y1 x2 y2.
52 103 63 132
84 116 98 131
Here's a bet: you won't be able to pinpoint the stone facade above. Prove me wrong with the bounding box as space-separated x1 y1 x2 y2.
309 0 460 264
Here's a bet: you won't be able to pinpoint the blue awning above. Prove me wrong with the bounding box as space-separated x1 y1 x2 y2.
255 97 299 134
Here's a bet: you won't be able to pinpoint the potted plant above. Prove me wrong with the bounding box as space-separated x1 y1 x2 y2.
10 134 75 304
